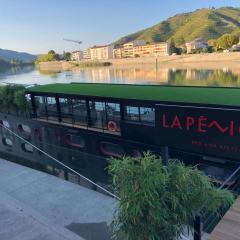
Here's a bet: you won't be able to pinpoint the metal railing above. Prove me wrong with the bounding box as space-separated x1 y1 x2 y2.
0 122 120 200
201 166 240 235
195 164 240 239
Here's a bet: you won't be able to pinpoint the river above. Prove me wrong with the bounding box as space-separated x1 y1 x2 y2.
1 65 240 87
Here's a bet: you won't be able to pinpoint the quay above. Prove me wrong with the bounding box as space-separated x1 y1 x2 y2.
209 197 240 240
0 158 117 240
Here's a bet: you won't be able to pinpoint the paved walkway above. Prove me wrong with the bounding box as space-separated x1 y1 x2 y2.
209 197 240 240
0 158 117 240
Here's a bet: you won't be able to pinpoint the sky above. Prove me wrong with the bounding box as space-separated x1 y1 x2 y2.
0 0 239 54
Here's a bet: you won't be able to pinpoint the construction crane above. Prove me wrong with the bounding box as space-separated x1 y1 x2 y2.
63 38 82 45
63 38 83 52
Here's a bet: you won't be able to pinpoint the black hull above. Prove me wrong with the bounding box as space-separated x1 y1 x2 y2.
0 112 238 190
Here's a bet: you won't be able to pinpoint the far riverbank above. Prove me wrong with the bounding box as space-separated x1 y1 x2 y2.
38 52 240 72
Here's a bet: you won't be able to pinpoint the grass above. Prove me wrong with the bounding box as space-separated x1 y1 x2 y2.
28 83 240 106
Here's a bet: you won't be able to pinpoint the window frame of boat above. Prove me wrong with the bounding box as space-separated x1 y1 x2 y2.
30 92 155 130
45 96 59 121
58 97 74 124
123 104 155 126
71 98 88 126
33 95 48 119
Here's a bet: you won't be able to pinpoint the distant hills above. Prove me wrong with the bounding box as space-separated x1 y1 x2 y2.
0 48 36 62
114 7 240 46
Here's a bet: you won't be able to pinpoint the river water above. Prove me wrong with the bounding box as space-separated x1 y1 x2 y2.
1 65 240 87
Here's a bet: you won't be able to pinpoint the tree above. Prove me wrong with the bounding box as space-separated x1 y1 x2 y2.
48 50 56 55
108 152 234 240
63 51 71 61
36 50 60 63
217 34 239 50
176 36 185 46
168 38 176 54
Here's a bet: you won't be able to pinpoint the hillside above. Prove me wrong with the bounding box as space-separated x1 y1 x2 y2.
115 7 240 46
0 48 36 62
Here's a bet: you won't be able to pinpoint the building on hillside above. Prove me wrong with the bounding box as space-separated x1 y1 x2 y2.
83 48 91 59
122 40 146 58
186 38 208 54
133 42 170 57
71 51 83 61
232 41 240 51
90 45 114 60
113 47 123 59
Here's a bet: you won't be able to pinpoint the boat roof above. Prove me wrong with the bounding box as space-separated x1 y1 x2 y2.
27 83 240 106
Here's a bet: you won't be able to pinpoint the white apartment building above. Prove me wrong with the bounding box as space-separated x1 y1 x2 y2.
90 45 114 60
71 51 83 61
186 38 208 54
83 48 91 59
133 42 170 57
122 40 145 58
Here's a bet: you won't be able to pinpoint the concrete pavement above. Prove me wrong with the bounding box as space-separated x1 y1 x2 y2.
0 158 117 240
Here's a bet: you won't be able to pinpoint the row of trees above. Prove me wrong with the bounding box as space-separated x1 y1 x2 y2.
208 34 239 50
36 50 71 63
168 33 239 55
0 85 30 115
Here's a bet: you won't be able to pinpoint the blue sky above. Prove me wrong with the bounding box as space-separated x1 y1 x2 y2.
0 0 239 54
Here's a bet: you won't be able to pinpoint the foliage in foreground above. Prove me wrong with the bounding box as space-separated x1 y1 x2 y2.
0 85 30 114
108 152 234 240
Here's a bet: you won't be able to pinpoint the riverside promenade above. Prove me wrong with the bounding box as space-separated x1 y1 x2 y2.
0 158 117 240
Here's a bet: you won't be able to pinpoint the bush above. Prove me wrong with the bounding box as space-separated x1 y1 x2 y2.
0 85 30 115
217 34 239 50
108 152 234 240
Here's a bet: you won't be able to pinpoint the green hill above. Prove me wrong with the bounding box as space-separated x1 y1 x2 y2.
114 7 240 46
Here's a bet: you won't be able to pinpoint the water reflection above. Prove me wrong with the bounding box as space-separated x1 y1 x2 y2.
1 65 240 87
0 65 34 77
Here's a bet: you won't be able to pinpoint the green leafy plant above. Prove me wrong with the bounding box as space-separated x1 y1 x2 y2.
0 85 30 114
108 152 234 240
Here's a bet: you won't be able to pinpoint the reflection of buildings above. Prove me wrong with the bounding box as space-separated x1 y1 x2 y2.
71 67 240 87
186 69 197 80
72 67 170 83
